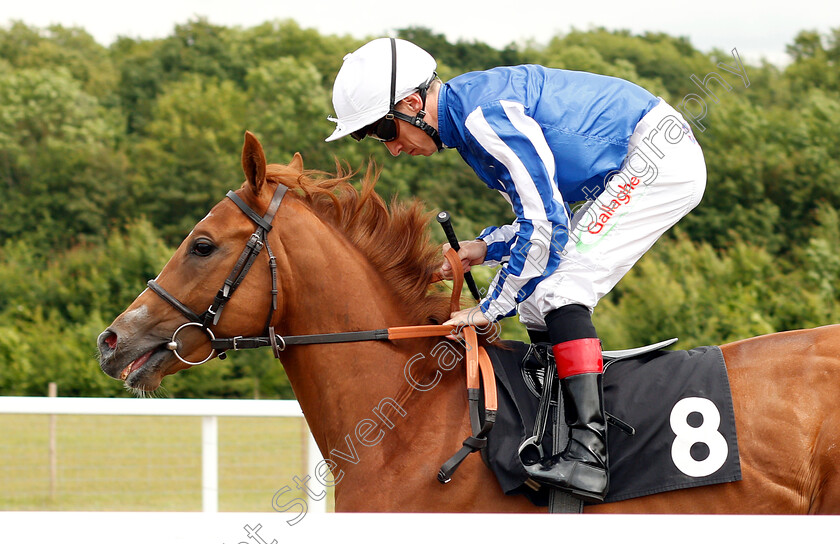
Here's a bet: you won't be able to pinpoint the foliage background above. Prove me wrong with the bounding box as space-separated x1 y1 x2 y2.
1 20 839 398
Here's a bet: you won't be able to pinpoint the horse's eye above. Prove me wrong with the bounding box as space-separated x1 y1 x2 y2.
191 239 216 257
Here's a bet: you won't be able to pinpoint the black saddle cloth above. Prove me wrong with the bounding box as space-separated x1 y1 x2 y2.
483 340 742 505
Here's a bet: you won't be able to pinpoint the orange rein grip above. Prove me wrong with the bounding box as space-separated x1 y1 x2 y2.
444 248 464 314
429 248 464 315
464 325 480 390
478 346 497 411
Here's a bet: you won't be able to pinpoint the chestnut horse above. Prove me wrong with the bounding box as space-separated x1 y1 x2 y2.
97 133 840 514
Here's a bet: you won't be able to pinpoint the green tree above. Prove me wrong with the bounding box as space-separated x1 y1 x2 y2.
243 56 336 170
3 19 840 399
785 29 839 95
0 220 169 396
127 74 250 242
397 26 523 73
0 66 127 250
233 19 361 88
156 18 248 85
0 22 117 99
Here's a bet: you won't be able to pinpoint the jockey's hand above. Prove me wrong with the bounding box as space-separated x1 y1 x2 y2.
439 240 487 280
443 306 491 329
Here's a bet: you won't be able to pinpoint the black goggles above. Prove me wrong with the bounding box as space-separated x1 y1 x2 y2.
350 113 399 142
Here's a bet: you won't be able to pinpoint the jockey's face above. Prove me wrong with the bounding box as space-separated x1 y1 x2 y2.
383 93 439 157
382 122 438 157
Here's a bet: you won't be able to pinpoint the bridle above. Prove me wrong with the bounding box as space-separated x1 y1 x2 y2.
145 186 498 485
146 183 465 365
147 183 288 365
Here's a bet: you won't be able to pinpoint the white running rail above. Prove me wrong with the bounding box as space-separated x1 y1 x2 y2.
0 396 324 513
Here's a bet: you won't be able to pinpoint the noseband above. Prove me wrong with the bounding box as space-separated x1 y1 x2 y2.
147 183 288 364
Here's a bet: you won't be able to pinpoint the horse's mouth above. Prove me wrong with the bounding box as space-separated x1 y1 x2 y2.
120 348 157 380
119 346 172 388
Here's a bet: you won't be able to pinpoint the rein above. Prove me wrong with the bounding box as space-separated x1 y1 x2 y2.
147 184 496 483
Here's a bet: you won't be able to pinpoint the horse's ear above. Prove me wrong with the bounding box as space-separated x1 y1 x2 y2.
242 131 267 195
289 152 304 173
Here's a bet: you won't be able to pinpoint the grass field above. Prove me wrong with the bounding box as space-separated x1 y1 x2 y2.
0 414 334 512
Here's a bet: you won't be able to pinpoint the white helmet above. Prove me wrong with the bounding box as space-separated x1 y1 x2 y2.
326 38 437 142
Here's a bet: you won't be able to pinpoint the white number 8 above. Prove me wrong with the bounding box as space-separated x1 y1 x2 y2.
670 397 728 477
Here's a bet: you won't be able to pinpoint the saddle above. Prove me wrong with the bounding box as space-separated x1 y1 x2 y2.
430 251 677 487
432 251 741 504
481 339 742 505
436 332 681 488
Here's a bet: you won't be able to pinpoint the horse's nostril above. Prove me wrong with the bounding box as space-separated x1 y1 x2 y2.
100 331 118 351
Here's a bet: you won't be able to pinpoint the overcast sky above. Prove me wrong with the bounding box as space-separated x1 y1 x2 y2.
3 0 838 65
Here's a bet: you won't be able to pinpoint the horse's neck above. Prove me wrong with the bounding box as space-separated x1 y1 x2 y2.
274 203 410 334
272 205 438 457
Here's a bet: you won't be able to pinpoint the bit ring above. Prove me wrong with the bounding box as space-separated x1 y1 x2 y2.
167 322 217 365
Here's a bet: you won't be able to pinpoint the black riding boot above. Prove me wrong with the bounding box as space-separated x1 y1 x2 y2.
528 337 609 502
526 305 608 502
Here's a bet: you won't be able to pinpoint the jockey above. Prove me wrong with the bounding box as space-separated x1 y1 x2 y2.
326 37 706 502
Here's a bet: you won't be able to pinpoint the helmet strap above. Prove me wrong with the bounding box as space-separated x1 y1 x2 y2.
415 78 444 151
392 109 443 151
388 38 443 152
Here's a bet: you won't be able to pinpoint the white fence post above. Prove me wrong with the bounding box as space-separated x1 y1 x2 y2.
202 415 219 513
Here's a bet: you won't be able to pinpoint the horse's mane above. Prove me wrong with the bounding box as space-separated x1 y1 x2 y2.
265 161 452 326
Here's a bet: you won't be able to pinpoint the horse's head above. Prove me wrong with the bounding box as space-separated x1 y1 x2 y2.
97 132 303 392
